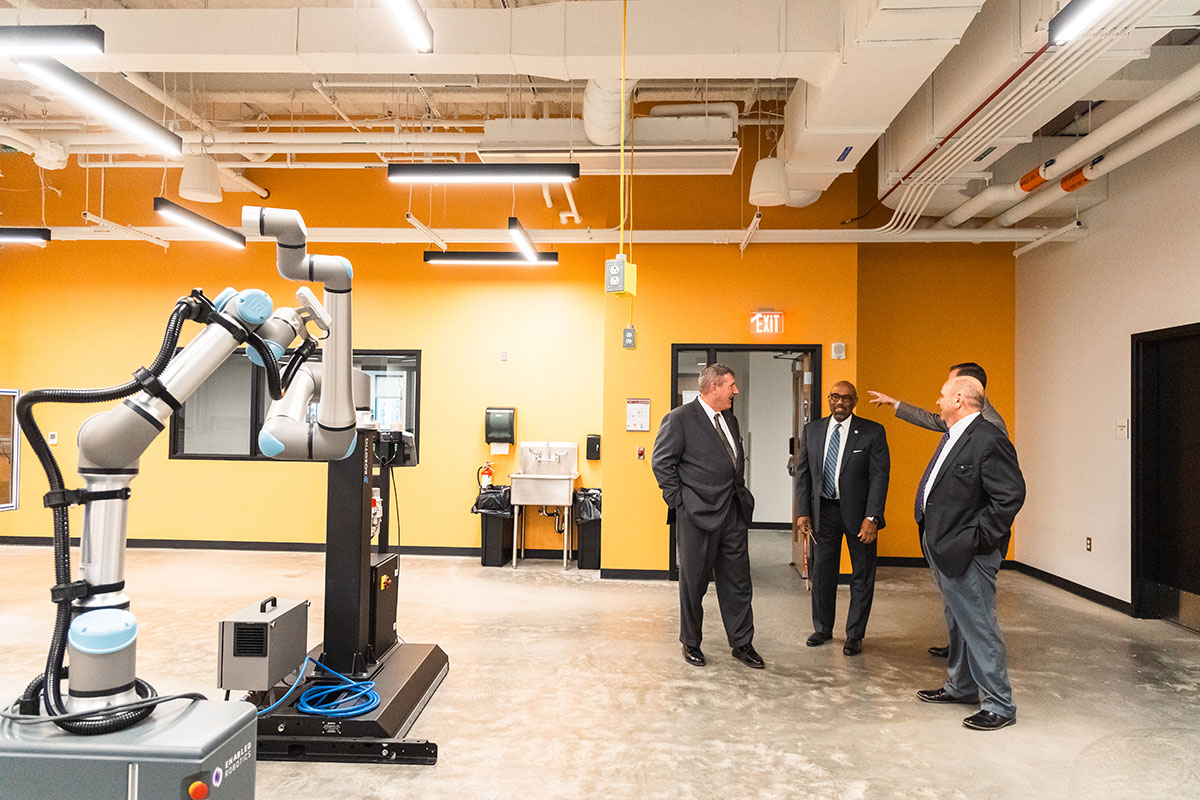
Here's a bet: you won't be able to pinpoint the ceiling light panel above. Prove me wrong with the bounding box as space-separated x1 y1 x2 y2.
0 24 104 57
424 251 558 266
154 198 246 249
388 163 580 184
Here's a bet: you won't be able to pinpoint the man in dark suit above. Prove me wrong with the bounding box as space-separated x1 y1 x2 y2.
915 375 1025 730
867 361 1007 658
651 364 762 669
794 381 890 655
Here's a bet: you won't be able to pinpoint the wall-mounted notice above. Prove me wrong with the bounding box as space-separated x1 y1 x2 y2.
626 398 651 432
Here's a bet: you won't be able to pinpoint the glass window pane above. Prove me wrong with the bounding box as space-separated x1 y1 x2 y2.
175 354 254 456
0 390 18 511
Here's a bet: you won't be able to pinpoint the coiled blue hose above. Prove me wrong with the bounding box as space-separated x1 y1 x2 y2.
257 656 380 718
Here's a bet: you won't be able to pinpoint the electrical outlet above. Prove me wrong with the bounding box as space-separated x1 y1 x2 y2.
499 349 508 362
1086 537 1092 552
48 432 58 445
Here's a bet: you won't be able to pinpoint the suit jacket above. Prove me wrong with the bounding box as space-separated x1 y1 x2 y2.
794 414 890 534
920 415 1026 578
651 398 755 530
897 396 1009 439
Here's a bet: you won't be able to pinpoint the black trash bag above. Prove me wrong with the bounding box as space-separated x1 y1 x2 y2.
573 487 602 523
471 485 514 518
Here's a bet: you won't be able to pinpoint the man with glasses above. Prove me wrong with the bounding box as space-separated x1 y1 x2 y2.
794 381 890 655
652 364 762 669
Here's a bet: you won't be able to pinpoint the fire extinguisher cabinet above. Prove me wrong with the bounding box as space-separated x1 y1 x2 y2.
472 485 514 567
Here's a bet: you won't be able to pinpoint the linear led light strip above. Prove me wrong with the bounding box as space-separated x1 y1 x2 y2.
383 0 434 53
1048 0 1123 45
507 217 539 261
154 197 245 248
0 227 51 247
388 163 580 185
424 251 558 266
14 57 182 157
0 24 104 56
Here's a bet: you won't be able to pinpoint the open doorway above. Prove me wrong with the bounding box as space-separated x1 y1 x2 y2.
667 344 822 579
1132 322 1200 632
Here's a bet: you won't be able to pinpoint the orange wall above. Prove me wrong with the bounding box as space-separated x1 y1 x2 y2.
856 242 1017 558
1 143 1016 570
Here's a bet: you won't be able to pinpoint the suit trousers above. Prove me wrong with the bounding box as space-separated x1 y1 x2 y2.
811 497 877 639
676 499 754 649
927 544 1015 717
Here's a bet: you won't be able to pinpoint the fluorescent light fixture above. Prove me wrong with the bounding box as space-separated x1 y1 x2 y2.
0 227 51 246
15 57 182 157
424 250 558 266
384 0 434 53
0 25 104 57
1048 0 1121 45
507 217 538 261
154 197 246 249
388 163 580 185
405 211 447 250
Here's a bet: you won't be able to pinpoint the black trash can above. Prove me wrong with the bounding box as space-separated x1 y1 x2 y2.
471 485 514 567
573 488 602 570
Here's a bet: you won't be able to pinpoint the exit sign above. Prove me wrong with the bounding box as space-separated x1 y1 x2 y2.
750 311 784 334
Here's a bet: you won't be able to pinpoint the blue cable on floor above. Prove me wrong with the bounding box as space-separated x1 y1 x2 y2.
256 656 380 718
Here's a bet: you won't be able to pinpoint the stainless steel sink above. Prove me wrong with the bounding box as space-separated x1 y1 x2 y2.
510 473 578 506
509 441 579 507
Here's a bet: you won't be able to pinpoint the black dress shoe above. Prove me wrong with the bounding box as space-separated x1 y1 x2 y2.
843 638 862 656
731 643 765 669
928 645 949 658
963 710 1016 730
805 632 831 647
916 688 979 704
682 644 706 667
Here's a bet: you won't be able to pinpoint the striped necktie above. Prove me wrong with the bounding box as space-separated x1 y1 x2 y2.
821 422 841 498
914 433 951 524
713 414 737 466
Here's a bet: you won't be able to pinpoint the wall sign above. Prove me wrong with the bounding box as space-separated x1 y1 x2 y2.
750 310 784 334
626 398 651 432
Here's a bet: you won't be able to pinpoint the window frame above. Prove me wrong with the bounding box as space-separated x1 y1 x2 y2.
168 348 421 464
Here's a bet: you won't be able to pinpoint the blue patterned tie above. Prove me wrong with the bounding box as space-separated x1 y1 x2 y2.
821 423 841 499
914 433 951 524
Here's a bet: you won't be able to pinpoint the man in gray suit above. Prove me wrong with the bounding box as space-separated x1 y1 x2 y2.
651 364 762 669
868 361 1007 658
794 381 890 655
915 375 1025 730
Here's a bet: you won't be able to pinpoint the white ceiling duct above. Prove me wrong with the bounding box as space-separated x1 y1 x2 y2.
582 79 636 147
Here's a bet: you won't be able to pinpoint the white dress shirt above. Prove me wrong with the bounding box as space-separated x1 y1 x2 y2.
698 396 738 457
921 410 981 512
821 414 854 500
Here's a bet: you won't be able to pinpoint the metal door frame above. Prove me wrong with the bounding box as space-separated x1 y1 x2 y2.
666 343 822 580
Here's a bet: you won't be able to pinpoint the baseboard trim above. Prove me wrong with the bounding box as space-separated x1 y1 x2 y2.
396 545 480 557
600 568 671 581
752 522 791 531
1010 561 1132 615
1 536 327 552
877 556 930 568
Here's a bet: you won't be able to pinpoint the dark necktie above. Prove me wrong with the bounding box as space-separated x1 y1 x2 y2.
822 423 841 499
713 414 737 466
914 432 951 524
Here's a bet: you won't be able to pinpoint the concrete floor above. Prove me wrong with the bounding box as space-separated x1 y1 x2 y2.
2 531 1200 799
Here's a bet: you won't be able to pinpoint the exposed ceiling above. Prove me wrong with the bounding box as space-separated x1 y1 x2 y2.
1 0 1198 243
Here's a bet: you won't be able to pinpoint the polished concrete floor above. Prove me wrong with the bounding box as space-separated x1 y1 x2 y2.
2 532 1200 799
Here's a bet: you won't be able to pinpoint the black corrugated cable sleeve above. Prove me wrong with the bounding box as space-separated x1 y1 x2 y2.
245 331 284 400
13 299 192 734
281 338 318 393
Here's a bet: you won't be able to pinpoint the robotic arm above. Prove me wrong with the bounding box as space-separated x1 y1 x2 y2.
244 205 360 461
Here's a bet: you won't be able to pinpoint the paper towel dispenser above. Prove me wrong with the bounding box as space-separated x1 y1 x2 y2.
485 407 516 444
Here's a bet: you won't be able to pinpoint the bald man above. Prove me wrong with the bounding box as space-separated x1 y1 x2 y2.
915 376 1025 731
794 381 890 655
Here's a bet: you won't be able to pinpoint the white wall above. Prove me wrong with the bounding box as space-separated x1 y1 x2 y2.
1014 126 1200 602
746 351 795 523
